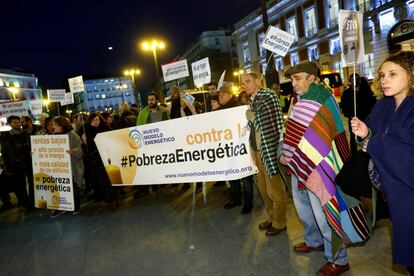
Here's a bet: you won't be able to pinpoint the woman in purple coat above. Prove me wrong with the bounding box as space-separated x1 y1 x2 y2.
351 51 414 274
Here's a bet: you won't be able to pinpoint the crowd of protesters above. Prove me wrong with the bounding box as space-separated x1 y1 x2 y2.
0 50 413 275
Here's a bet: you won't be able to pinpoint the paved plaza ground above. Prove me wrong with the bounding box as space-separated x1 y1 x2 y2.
0 183 408 276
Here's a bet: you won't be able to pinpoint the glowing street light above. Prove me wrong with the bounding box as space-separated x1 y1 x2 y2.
7 87 19 100
141 39 166 97
124 69 142 106
233 69 245 84
43 99 50 112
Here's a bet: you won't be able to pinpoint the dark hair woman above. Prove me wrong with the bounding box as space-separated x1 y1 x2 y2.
83 113 119 210
50 116 84 217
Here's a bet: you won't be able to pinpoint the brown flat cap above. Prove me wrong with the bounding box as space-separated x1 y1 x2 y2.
285 61 319 77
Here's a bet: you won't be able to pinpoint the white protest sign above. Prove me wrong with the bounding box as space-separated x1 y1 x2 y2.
31 135 74 211
217 70 226 90
0 101 29 117
47 89 66 102
28 99 43 115
191 57 211 86
161 59 190 82
262 26 296 57
61 92 74 106
68 75 84 93
339 10 365 66
94 106 257 185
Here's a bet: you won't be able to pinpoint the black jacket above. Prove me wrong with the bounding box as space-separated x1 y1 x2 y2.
1 131 31 174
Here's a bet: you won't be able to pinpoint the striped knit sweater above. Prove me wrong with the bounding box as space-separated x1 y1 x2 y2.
251 88 284 176
283 83 370 251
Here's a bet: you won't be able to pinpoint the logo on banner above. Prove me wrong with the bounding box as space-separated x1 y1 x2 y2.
128 129 143 149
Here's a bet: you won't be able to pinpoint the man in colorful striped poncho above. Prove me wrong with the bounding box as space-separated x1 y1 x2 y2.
280 62 370 276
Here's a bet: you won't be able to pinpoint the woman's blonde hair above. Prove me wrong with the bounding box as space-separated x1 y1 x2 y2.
373 51 414 97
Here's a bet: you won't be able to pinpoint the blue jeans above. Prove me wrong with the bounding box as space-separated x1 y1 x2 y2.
291 175 348 265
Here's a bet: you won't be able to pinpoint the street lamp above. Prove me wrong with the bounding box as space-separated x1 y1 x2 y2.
124 69 141 106
116 83 128 102
7 87 19 101
233 69 245 85
141 39 166 97
43 100 50 112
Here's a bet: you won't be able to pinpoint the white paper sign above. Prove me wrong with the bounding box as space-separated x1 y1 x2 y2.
0 101 29 117
184 94 195 104
31 135 74 211
191 58 211 86
28 99 43 115
162 59 190 82
47 89 66 102
61 92 74 106
94 106 257 185
338 10 365 66
68 75 84 93
217 70 226 90
262 26 296 57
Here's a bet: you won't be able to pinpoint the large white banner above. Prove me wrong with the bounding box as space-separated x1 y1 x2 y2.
338 10 365 66
262 26 296 57
47 89 66 102
68 75 84 93
162 59 190 82
95 106 257 185
31 135 74 211
191 57 211 86
0 101 29 117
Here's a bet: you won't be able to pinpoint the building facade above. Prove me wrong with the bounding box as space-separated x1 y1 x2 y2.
233 0 414 87
162 28 239 95
74 77 136 113
0 68 41 102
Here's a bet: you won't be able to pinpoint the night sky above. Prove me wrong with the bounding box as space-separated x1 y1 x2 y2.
0 0 260 92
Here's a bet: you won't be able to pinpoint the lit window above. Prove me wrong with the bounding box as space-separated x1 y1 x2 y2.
362 53 375 80
258 33 266 57
242 41 251 63
330 37 341 55
379 8 395 31
357 0 371 12
275 57 284 71
95 94 100 99
290 52 299 66
409 0 414 9
333 61 344 82
308 45 319 61
327 0 339 28
286 17 298 41
102 94 106 99
305 7 317 38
